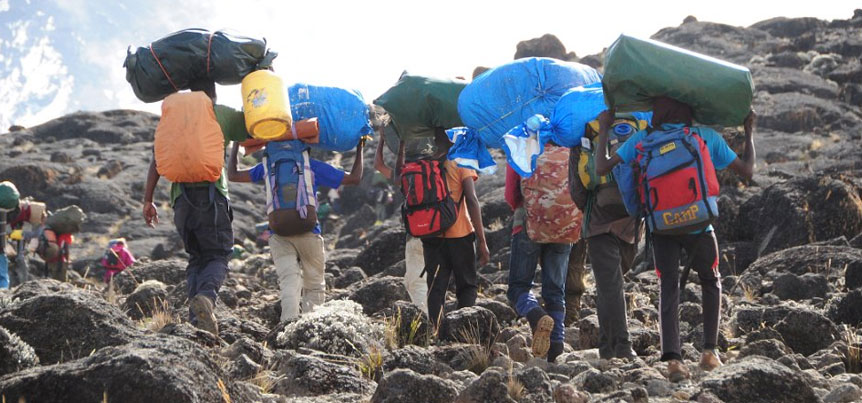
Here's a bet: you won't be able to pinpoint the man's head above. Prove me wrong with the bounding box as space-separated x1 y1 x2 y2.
189 79 217 103
433 128 451 153
651 96 693 127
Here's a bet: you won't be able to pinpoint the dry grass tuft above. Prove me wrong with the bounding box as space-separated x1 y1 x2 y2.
506 363 525 400
217 378 231 403
844 326 862 374
139 298 178 332
357 345 384 382
459 323 496 375
245 368 284 394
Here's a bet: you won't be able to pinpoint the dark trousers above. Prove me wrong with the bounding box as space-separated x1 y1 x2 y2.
653 231 720 361
173 186 233 322
564 239 588 325
422 233 477 325
588 233 637 359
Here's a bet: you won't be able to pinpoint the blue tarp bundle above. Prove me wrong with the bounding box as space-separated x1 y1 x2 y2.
288 83 373 152
457 57 602 149
503 83 652 177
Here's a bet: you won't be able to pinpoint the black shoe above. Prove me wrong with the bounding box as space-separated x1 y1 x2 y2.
615 347 638 360
548 341 564 363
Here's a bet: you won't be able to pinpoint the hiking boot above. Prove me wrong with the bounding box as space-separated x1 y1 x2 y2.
700 349 723 371
531 315 555 358
615 347 638 360
190 295 219 337
548 341 564 363
667 359 690 383
564 296 581 327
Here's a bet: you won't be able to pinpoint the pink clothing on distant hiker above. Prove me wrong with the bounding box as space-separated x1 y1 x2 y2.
102 243 135 282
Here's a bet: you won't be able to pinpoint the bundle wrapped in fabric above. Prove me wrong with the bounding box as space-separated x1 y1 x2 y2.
288 83 373 152
0 181 19 210
125 28 277 103
457 57 602 149
602 34 754 126
503 84 651 177
374 73 466 140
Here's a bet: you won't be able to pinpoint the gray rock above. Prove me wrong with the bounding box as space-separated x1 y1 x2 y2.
574 368 617 394
371 369 459 403
228 353 262 379
0 335 250 403
122 279 169 320
113 259 187 294
0 326 39 376
772 273 829 301
828 289 862 325
751 17 827 38
514 34 576 61
824 384 862 403
332 266 367 289
699 356 819 403
515 366 554 402
739 339 792 360
349 276 410 315
383 345 448 376
0 287 143 364
277 300 383 357
577 315 600 350
379 301 432 348
223 336 273 366
354 225 407 276
273 353 374 397
475 299 518 325
553 383 590 403
158 322 225 348
438 306 501 347
455 368 516 403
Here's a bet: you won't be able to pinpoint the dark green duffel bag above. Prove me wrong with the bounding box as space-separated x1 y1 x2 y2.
602 35 754 126
374 73 466 140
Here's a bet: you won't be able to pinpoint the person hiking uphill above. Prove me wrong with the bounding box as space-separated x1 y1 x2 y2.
505 142 583 362
143 79 248 337
101 238 135 283
568 113 649 360
375 134 429 315
228 139 364 322
396 129 490 327
595 96 756 381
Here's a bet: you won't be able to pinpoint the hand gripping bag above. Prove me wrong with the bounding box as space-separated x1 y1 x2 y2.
602 34 754 126
457 57 601 149
154 92 225 183
289 84 373 152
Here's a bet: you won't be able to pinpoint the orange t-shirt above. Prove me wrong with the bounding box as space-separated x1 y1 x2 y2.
441 160 479 238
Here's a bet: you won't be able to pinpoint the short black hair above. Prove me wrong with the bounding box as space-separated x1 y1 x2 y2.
189 79 217 101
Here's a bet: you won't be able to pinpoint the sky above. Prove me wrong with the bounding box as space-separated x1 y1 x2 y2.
0 0 858 129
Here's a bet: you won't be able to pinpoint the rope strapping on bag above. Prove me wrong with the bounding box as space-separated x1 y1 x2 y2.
149 45 179 92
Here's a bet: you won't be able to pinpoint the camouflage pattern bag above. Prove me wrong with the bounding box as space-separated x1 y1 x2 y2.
521 145 583 243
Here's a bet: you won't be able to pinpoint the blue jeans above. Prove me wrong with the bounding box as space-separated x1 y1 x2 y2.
0 254 8 289
506 231 571 341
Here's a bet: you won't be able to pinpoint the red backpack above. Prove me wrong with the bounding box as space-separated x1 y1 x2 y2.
399 160 459 238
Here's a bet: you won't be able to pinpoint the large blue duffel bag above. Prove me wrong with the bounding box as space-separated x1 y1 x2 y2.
457 57 602 149
288 83 374 152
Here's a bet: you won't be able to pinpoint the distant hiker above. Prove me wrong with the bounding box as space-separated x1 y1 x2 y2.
595 97 756 381
505 143 583 362
2 193 48 286
228 139 364 322
39 204 85 282
397 129 490 326
101 238 135 283
143 80 248 337
375 134 427 314
569 113 650 360
369 172 394 224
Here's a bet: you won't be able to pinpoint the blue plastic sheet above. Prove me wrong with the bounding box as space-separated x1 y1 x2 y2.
288 83 374 152
457 57 602 149
446 127 497 175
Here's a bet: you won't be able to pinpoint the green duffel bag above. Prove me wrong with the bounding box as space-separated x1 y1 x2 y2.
46 205 86 234
0 181 19 210
374 73 466 140
383 124 436 160
602 34 754 126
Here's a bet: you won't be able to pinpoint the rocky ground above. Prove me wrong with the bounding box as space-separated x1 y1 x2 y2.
2 10 862 403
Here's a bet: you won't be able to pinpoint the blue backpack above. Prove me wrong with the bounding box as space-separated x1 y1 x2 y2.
263 140 318 236
616 126 720 235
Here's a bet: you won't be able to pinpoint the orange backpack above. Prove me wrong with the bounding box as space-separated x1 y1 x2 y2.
521 144 583 244
154 92 225 183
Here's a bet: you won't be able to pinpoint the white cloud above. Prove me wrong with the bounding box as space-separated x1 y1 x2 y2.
0 0 10 13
